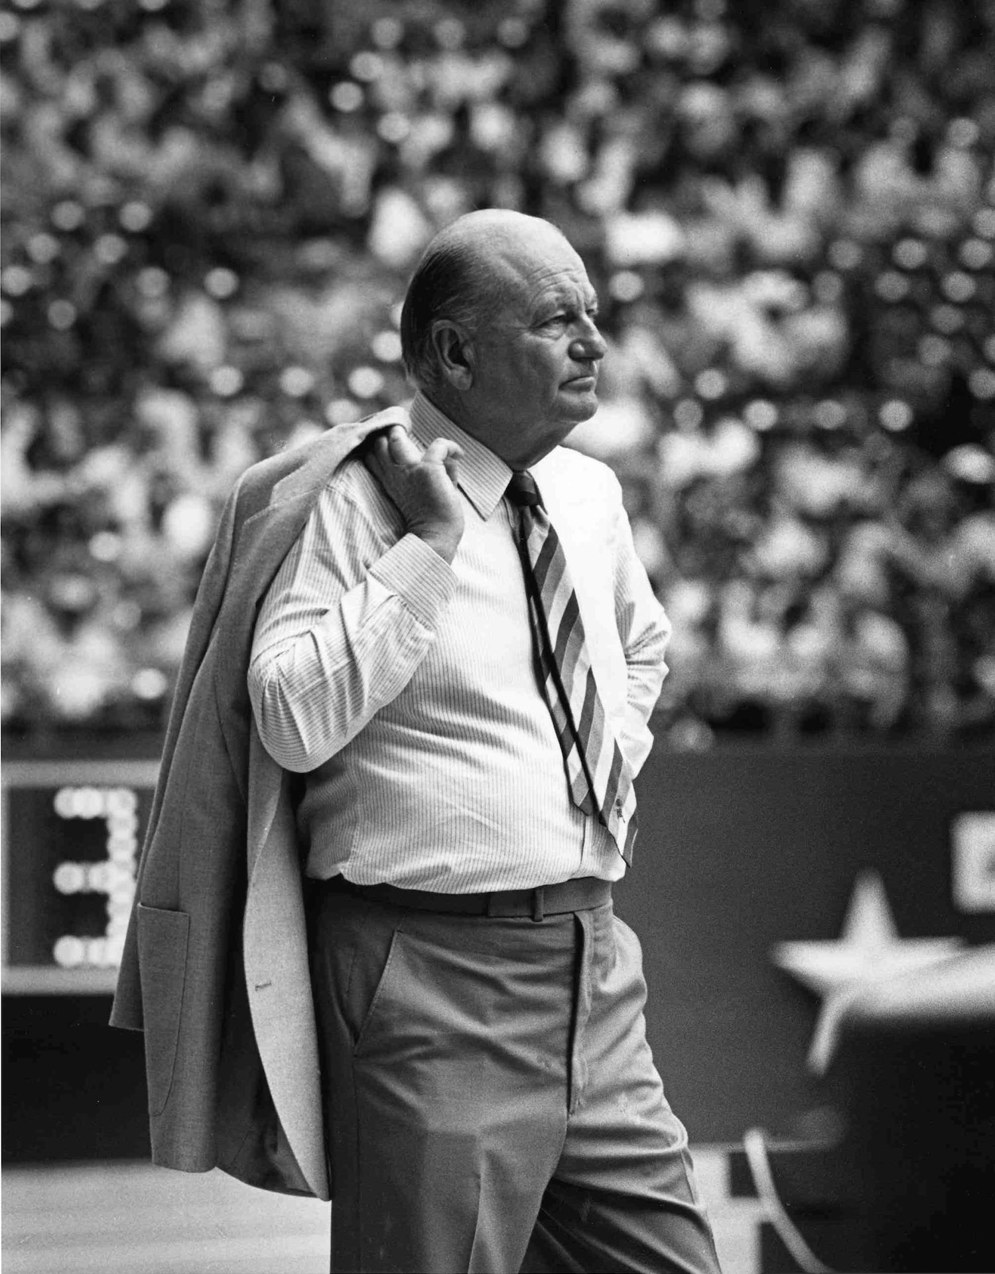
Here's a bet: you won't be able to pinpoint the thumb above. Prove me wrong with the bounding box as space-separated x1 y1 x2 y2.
385 425 421 466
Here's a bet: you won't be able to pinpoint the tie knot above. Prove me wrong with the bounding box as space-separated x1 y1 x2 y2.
506 471 541 509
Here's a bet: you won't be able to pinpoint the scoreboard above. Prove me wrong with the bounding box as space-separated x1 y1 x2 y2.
2 759 158 994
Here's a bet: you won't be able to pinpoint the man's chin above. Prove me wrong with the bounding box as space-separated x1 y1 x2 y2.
564 392 600 423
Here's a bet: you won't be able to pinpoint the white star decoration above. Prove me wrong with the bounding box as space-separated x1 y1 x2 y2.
773 871 964 1074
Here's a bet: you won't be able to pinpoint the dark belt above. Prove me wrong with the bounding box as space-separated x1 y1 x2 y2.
325 874 612 921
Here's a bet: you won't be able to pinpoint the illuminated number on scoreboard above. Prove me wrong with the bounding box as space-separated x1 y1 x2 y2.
1 759 157 993
50 786 140 971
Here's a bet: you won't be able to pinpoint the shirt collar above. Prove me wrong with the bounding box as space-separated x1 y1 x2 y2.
530 449 561 501
409 392 513 520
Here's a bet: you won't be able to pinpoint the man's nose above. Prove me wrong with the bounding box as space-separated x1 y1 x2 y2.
569 317 607 361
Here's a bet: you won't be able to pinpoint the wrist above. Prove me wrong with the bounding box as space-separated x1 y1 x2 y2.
412 525 462 563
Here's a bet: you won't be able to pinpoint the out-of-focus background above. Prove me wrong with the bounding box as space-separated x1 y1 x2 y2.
2 1 994 1271
3 0 995 743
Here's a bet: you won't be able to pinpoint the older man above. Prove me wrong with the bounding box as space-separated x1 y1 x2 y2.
244 209 721 1273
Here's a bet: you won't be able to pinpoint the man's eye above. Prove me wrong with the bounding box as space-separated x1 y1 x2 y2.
541 309 598 329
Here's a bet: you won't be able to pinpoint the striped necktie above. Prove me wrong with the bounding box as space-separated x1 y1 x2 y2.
506 470 637 864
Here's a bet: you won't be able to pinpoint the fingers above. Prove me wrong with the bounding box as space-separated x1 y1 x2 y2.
424 437 463 490
378 427 463 472
361 425 466 555
423 437 464 468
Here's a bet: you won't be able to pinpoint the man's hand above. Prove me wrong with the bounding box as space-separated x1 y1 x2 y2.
364 425 465 563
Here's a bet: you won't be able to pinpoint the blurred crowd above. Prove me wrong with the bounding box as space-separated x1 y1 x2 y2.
2 0 994 745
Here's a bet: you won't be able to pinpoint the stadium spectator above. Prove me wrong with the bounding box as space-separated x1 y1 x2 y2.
2 0 993 742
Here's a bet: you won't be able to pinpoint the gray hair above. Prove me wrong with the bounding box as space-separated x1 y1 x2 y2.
399 235 495 393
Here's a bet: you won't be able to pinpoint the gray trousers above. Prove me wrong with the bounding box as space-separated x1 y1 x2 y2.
309 885 722 1274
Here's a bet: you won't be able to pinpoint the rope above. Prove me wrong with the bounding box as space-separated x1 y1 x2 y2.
743 1128 835 1274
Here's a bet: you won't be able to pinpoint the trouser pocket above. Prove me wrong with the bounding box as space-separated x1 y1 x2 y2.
309 891 399 1052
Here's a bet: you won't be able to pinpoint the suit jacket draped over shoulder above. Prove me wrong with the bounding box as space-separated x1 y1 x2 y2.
110 408 409 1200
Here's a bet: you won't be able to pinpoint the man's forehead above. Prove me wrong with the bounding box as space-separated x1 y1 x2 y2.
477 231 594 310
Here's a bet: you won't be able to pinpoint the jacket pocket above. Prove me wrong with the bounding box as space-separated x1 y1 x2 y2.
136 903 190 1117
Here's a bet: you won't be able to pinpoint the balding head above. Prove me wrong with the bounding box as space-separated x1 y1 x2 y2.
437 209 576 267
400 210 576 393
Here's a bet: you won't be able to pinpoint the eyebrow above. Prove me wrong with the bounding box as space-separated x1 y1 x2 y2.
535 289 600 319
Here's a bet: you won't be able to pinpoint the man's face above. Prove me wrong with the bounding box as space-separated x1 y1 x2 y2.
462 229 608 468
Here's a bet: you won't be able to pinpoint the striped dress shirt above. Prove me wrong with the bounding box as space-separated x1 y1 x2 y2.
247 393 671 893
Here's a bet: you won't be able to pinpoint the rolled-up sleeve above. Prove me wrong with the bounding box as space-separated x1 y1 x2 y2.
248 483 457 772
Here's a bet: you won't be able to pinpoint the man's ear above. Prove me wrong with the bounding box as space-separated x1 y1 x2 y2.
431 321 474 391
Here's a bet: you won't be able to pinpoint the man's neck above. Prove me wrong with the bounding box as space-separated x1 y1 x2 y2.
419 387 474 436
417 388 557 471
